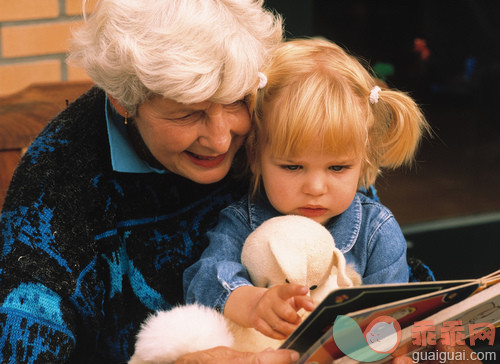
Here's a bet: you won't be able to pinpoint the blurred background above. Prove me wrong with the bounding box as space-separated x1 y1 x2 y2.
0 0 499 280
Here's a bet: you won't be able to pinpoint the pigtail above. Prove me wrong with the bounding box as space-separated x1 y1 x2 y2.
371 88 430 169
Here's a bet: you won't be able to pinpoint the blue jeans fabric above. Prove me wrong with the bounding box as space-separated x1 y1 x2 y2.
184 192 408 312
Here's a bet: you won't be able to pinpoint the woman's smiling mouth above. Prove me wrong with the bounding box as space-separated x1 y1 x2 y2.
185 151 227 168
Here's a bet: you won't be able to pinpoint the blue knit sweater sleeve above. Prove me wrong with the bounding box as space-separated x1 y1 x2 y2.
0 123 102 362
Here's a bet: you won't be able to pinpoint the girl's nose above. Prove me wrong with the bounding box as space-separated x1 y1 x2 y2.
303 173 328 196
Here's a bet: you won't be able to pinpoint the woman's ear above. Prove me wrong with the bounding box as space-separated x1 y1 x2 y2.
245 143 256 174
107 95 128 117
249 160 256 174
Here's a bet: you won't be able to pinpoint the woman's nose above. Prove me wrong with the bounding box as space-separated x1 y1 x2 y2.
198 105 232 153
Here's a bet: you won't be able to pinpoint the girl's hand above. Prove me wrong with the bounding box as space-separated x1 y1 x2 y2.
249 284 314 339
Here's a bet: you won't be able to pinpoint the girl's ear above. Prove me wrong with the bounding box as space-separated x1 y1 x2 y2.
107 95 128 117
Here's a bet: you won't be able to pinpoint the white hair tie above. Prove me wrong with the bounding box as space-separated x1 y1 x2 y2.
369 86 381 104
258 72 267 89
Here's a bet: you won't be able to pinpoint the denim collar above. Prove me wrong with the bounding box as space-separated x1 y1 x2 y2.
246 192 362 254
105 96 166 174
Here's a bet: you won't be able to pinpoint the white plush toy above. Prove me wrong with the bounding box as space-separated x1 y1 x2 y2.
129 215 361 364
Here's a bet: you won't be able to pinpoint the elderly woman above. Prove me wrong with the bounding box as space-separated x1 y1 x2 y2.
0 0 297 363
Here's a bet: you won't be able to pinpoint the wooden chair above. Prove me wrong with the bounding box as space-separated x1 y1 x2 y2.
0 81 94 211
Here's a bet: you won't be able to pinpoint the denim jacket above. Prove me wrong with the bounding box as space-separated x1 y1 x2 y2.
183 192 408 312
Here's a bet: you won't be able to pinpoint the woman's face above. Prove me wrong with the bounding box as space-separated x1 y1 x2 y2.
133 95 251 184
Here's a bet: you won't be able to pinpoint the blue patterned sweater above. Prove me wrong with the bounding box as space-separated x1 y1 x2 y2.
0 87 246 363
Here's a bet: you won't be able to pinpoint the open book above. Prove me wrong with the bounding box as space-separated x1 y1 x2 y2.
279 269 500 364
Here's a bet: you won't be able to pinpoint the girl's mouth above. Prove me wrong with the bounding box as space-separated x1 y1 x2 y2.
185 151 227 168
297 206 328 217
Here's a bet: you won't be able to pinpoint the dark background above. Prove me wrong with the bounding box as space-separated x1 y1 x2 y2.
265 0 500 280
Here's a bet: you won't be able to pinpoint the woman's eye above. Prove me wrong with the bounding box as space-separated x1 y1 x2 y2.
285 278 290 284
168 111 204 125
224 99 247 111
309 285 318 290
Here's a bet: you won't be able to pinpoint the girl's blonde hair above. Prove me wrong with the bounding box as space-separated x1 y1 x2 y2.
247 38 430 195
68 0 283 114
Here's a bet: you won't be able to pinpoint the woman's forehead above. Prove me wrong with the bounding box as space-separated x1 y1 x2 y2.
146 95 212 111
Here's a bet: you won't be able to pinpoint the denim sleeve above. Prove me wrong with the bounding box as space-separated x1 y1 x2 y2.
183 206 254 312
363 215 409 284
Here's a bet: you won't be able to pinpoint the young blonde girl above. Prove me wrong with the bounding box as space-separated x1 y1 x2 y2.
184 38 430 341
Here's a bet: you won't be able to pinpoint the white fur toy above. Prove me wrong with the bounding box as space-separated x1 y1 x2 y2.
129 215 361 364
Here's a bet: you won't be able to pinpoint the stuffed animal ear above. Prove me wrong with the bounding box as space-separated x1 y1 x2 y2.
331 247 354 287
269 239 308 286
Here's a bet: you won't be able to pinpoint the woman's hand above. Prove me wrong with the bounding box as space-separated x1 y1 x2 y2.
392 339 483 364
175 346 299 364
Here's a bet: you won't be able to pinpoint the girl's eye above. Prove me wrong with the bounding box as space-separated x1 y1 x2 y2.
285 278 290 284
329 165 346 172
280 165 301 171
309 285 318 290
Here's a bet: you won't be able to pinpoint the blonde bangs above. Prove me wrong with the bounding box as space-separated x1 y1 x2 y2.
262 76 369 160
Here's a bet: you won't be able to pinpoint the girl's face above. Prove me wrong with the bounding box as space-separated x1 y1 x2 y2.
260 143 362 225
133 95 251 184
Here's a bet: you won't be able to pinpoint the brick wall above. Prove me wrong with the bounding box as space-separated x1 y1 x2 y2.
0 0 97 96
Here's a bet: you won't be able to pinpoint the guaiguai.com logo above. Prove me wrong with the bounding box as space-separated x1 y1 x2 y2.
332 315 402 362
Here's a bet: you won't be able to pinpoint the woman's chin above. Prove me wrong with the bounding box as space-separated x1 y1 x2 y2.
181 163 233 185
161 151 236 184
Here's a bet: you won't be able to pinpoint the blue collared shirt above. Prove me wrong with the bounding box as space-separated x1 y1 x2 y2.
105 97 166 174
